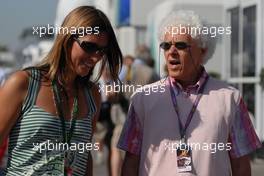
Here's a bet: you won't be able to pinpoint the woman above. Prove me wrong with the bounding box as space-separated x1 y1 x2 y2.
0 6 122 176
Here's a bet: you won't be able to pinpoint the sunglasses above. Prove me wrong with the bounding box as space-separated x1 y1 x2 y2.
74 38 108 56
160 41 191 51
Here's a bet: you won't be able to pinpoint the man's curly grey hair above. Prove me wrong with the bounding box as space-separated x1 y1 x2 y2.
158 10 217 64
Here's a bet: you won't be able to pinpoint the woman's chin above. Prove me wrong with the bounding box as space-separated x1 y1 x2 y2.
77 69 91 77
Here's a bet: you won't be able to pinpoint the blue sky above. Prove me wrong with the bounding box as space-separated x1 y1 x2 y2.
0 0 57 48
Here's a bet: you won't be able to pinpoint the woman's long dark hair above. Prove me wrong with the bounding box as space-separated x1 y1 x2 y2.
27 6 122 86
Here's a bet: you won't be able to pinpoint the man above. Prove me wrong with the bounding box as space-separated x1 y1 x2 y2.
117 10 261 176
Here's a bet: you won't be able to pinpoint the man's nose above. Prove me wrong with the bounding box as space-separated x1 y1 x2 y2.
168 44 178 54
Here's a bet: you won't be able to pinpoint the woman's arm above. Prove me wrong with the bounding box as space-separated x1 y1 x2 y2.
0 71 29 145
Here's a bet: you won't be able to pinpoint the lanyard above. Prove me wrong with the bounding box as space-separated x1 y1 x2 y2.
168 75 208 141
52 80 79 175
52 79 79 145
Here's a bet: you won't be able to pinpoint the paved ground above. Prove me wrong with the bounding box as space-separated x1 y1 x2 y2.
251 158 264 176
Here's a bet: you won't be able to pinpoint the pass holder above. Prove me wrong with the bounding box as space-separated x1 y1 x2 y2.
176 137 192 173
64 149 75 176
49 153 65 175
51 151 71 176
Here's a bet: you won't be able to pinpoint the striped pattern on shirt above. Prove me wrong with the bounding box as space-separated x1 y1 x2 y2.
4 68 97 176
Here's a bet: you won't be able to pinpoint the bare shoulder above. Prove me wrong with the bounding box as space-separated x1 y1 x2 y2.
0 70 30 143
0 70 30 101
10 70 29 82
2 70 29 90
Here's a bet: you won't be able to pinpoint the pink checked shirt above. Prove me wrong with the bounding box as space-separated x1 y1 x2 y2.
117 70 261 176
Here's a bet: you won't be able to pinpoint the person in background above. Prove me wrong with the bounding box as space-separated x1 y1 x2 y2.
109 51 159 176
96 66 115 176
132 45 159 87
135 45 155 68
120 54 159 100
0 6 122 176
119 55 134 85
109 55 134 176
117 10 261 176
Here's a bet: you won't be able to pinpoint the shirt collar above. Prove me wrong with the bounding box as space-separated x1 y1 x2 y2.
168 67 209 94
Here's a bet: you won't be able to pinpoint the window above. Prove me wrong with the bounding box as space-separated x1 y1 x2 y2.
243 6 256 77
228 5 257 116
229 5 256 78
230 7 239 77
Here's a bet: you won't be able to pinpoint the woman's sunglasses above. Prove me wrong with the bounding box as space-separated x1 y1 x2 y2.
160 41 191 51
74 38 108 56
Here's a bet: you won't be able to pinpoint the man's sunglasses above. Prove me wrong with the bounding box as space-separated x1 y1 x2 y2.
74 38 108 56
160 41 191 51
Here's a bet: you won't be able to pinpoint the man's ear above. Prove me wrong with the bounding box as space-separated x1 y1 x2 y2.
201 47 208 58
